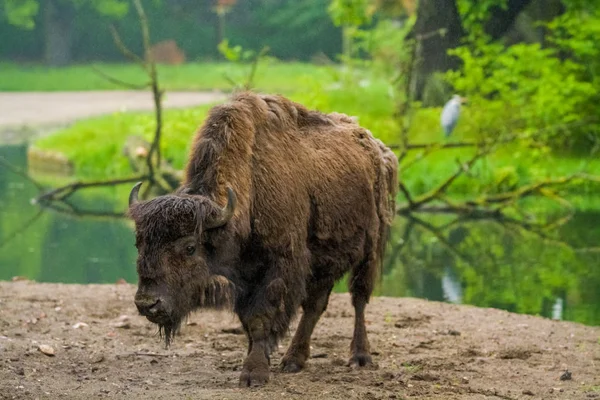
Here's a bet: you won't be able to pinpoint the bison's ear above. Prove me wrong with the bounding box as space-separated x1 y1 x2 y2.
129 181 143 207
204 187 237 230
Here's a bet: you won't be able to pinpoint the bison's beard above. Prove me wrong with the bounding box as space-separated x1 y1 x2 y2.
158 313 184 348
158 275 235 348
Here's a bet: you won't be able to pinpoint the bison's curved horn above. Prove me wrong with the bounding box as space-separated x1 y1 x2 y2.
129 182 143 207
205 187 237 230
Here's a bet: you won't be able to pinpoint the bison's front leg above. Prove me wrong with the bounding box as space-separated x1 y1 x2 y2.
238 278 291 387
238 317 272 387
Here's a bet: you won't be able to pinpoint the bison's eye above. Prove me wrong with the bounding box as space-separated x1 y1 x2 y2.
185 245 196 256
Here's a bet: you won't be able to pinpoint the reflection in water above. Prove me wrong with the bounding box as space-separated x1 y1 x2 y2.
0 144 137 284
1 144 599 326
552 298 564 321
441 265 463 304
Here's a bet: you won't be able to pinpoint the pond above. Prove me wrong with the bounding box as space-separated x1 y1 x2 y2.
1 143 599 326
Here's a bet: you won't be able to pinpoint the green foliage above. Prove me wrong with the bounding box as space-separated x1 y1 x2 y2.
1 0 129 29
547 6 600 87
0 0 342 63
457 0 507 36
218 39 253 63
327 0 375 27
445 6 600 153
2 0 38 29
446 42 595 141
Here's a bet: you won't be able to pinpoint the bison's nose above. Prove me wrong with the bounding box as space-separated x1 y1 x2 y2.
135 297 161 316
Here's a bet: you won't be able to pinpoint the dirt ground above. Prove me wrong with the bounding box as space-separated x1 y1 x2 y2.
0 281 598 400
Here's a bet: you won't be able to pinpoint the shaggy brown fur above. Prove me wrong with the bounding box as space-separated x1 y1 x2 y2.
128 91 398 387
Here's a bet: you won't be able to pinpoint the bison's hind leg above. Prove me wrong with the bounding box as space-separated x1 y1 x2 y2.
280 280 334 373
347 259 375 367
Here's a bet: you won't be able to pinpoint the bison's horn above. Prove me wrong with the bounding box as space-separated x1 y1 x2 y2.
205 187 237 230
129 181 143 207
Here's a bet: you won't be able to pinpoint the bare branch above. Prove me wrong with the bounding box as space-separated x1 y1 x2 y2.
398 182 415 206
245 46 270 90
92 66 150 90
406 214 475 267
39 201 128 221
406 150 486 211
109 24 147 69
130 0 164 190
0 156 44 191
132 0 151 62
35 176 147 204
467 173 590 207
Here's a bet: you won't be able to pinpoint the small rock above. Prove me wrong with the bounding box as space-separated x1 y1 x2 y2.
90 353 104 364
461 376 469 384
11 276 28 282
115 278 128 285
522 389 534 396
111 316 131 329
38 345 55 356
112 321 131 329
560 370 572 381
72 322 89 329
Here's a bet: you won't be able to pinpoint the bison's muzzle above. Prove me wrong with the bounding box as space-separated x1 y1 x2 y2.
135 292 168 324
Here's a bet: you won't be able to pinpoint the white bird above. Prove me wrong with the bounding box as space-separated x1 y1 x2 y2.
441 94 467 137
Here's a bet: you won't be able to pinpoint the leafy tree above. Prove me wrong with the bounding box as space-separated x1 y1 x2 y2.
1 0 128 65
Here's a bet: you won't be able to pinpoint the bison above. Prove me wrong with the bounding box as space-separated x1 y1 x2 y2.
128 91 398 386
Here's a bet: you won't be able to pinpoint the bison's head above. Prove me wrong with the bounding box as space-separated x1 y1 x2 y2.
127 182 238 346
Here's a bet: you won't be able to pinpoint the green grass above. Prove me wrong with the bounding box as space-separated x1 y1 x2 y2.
0 61 334 93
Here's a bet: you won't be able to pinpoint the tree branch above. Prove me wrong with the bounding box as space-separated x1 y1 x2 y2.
109 24 147 69
34 176 147 204
0 156 44 191
404 149 487 212
91 66 150 90
131 0 164 192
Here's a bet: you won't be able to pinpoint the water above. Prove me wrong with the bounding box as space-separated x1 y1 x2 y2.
1 143 599 326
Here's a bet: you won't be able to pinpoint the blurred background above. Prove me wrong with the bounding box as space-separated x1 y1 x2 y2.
0 0 598 326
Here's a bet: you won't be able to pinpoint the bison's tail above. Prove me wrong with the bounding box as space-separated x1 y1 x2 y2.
374 139 399 283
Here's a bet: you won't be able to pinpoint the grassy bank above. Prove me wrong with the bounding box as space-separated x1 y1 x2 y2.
0 61 335 93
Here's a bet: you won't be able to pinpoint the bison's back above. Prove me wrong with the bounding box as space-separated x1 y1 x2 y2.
249 97 397 278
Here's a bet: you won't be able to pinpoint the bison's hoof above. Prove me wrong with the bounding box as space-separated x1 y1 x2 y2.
347 352 372 368
238 367 270 387
280 356 305 373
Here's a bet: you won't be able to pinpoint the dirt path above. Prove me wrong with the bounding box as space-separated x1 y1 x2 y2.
0 91 227 130
0 281 598 400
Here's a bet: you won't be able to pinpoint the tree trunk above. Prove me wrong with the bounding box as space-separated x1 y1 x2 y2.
485 0 535 40
409 0 536 104
44 0 75 66
409 0 464 103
